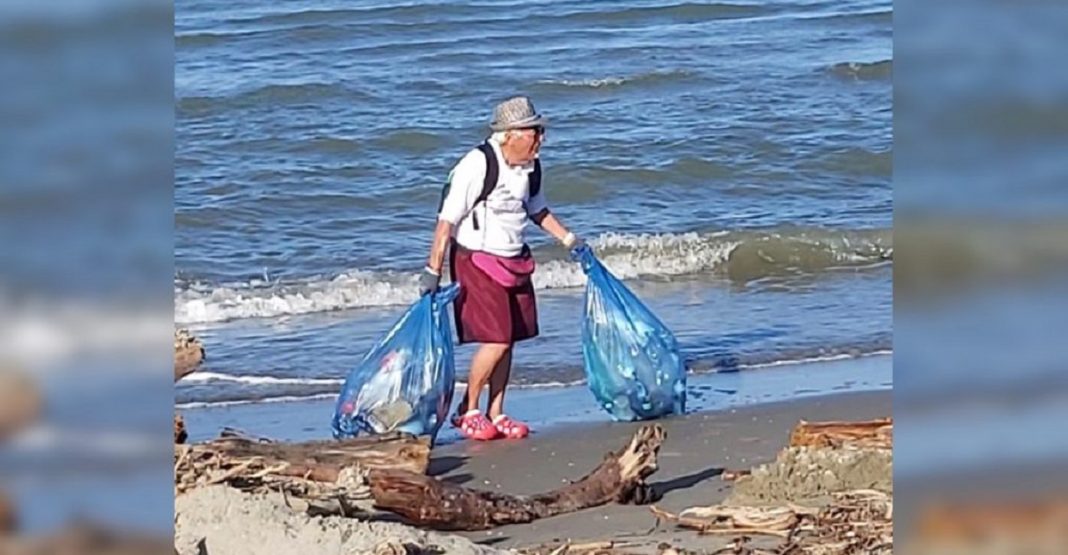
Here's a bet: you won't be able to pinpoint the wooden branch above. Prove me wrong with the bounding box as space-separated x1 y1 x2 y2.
657 490 892 554
180 431 431 481
788 418 892 449
369 424 666 530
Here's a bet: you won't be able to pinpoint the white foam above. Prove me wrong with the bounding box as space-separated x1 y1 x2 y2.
174 231 738 325
175 269 418 325
180 371 343 386
175 393 338 410
175 379 589 409
553 77 626 88
535 232 735 289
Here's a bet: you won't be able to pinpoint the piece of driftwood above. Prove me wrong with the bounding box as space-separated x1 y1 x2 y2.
175 431 431 495
174 329 204 382
369 424 666 530
176 426 664 531
521 540 642 555
787 418 891 450
654 490 892 554
721 469 751 482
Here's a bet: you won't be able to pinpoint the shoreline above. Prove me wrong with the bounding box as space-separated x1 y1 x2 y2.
179 353 891 444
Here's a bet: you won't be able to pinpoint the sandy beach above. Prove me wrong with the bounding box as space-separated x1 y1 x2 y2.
175 387 891 554
438 390 891 552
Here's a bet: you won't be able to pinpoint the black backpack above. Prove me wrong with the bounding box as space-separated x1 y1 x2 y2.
437 142 541 230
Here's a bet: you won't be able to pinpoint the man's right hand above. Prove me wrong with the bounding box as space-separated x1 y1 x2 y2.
419 267 441 296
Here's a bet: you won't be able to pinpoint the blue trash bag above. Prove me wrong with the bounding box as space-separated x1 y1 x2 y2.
331 284 460 444
576 246 686 421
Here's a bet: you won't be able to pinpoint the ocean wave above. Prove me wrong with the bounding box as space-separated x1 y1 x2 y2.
369 129 450 154
175 227 892 324
533 69 695 92
828 59 893 81
177 82 373 117
564 2 767 24
224 2 762 31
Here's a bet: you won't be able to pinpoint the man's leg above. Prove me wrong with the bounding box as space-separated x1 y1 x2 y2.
487 345 514 420
465 342 511 415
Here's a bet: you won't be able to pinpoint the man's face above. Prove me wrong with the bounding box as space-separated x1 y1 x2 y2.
508 126 545 164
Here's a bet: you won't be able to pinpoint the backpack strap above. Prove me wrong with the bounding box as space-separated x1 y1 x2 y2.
530 159 541 198
439 142 537 231
470 142 498 230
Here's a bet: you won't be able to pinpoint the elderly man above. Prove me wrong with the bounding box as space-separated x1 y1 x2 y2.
420 96 584 440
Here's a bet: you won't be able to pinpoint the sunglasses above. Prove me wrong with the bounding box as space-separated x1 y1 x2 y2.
522 126 546 136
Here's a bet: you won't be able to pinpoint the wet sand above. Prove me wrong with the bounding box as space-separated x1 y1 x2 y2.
433 389 892 553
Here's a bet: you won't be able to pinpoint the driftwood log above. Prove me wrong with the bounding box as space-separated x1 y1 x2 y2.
788 417 891 449
176 431 431 492
176 425 666 531
369 424 665 530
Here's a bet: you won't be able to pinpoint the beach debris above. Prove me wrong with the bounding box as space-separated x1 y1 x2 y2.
373 540 447 554
519 539 643 555
787 418 891 450
369 424 665 530
174 430 432 519
650 504 815 537
174 328 205 382
653 490 892 554
178 425 665 531
721 469 751 482
653 418 893 555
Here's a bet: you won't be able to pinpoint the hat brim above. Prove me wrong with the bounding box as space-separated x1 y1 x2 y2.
490 114 549 132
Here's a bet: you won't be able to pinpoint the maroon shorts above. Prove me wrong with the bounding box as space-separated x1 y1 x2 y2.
449 243 539 344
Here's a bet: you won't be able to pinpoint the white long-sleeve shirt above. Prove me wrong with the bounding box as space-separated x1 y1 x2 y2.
437 139 548 257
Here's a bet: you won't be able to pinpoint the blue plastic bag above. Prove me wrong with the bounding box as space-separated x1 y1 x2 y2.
576 247 686 421
331 284 460 444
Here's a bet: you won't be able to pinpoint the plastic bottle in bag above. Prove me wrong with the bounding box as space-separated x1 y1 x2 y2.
331 284 460 443
575 246 686 421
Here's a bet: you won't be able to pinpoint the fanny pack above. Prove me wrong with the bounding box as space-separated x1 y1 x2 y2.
471 246 535 288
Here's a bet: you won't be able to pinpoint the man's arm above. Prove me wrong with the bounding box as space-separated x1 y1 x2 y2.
531 208 579 248
426 219 454 275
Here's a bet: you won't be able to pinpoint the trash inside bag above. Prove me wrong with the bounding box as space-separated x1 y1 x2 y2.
332 284 460 443
576 246 686 421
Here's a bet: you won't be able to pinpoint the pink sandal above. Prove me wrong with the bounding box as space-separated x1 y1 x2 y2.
492 414 530 439
458 410 500 441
